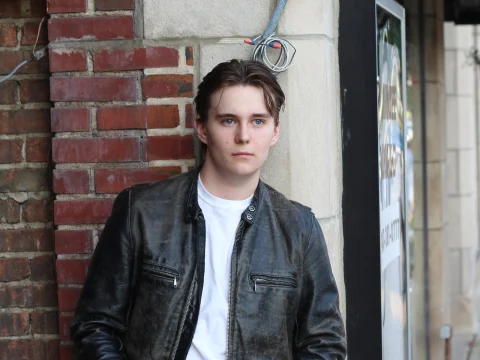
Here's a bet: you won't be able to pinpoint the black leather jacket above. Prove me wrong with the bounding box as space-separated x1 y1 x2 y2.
71 169 347 359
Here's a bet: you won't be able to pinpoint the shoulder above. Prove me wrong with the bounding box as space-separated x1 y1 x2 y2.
124 170 193 206
261 182 315 230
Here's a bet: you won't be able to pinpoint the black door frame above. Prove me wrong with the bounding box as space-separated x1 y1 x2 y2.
339 0 383 359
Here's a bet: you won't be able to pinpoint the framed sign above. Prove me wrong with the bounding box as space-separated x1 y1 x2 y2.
376 1 410 359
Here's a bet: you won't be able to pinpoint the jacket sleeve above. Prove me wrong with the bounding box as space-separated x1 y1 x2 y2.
71 189 137 360
294 214 347 360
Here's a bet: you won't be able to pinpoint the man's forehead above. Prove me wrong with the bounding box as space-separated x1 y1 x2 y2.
211 86 269 113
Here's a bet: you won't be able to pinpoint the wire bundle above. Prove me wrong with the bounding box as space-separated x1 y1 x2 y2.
249 35 296 75
244 0 296 75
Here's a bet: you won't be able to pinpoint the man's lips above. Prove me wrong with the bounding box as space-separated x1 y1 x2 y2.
232 152 254 156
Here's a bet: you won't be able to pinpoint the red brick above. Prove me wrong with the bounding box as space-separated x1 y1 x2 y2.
0 284 57 308
31 255 56 281
0 50 49 75
57 259 91 284
185 104 194 128
0 199 20 223
0 1 47 18
58 286 82 312
54 199 115 224
0 168 50 192
51 107 89 132
0 258 30 281
53 137 140 163
0 23 17 47
20 79 51 103
47 0 87 13
0 109 50 134
60 344 74 360
22 198 52 223
0 229 53 252
53 169 90 194
142 75 194 99
0 339 59 360
50 76 136 102
96 0 134 10
49 49 88 72
94 46 178 71
31 311 59 335
55 230 93 254
26 137 52 163
21 21 48 46
186 46 194 66
95 167 181 193
0 312 29 336
0 81 19 105
144 136 194 160
48 16 134 42
0 139 23 164
59 314 73 340
97 105 179 130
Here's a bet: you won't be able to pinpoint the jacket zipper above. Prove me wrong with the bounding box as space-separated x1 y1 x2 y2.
250 274 297 292
171 266 197 358
226 220 245 360
142 264 179 288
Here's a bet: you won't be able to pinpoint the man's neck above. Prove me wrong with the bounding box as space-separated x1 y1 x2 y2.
199 160 259 201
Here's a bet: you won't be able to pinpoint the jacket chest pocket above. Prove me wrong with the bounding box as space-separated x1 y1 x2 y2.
141 261 179 288
250 273 297 292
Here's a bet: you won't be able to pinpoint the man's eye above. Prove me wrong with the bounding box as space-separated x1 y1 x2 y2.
253 119 265 125
223 119 234 125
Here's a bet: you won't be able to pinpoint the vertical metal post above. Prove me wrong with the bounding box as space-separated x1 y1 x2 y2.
417 0 431 358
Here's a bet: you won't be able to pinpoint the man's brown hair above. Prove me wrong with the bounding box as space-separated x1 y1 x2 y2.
194 59 285 125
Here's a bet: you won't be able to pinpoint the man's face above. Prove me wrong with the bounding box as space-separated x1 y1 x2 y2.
194 85 280 179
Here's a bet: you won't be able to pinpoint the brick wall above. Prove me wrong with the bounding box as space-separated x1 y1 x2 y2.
0 1 58 359
47 1 196 359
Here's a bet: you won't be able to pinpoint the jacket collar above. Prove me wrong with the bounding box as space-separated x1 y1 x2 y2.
184 166 264 225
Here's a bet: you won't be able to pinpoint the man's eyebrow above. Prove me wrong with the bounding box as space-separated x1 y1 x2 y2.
214 113 272 118
215 113 237 118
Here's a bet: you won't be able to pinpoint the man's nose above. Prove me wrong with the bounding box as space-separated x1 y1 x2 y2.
235 122 250 143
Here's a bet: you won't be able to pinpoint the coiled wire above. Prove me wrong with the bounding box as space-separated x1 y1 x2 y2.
251 34 296 75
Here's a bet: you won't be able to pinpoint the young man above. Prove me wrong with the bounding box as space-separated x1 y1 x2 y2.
71 59 347 359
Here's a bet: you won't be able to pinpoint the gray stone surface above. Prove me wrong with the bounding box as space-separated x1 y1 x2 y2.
144 0 271 39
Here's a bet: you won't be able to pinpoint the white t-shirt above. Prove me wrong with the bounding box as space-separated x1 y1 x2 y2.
186 176 253 360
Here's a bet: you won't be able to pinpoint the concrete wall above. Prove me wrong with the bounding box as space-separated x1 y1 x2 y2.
143 0 345 315
444 22 479 359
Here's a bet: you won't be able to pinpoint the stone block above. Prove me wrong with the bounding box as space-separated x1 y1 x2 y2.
458 149 476 194
446 150 459 195
144 0 271 39
277 0 336 38
413 162 446 230
456 50 475 96
444 50 456 95
455 25 475 50
262 39 341 218
443 22 456 50
446 95 458 149
456 96 476 149
199 42 252 80
448 196 478 248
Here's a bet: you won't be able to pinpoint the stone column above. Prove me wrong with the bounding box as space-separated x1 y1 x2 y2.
444 22 479 359
406 0 450 358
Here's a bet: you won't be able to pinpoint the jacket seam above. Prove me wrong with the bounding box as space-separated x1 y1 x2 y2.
127 189 133 251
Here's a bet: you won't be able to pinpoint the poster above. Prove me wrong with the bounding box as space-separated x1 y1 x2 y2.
376 2 409 359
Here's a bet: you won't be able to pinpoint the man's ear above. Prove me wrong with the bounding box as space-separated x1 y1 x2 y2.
194 116 208 145
270 121 280 146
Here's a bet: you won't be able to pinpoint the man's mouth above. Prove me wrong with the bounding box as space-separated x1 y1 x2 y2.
232 152 254 156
